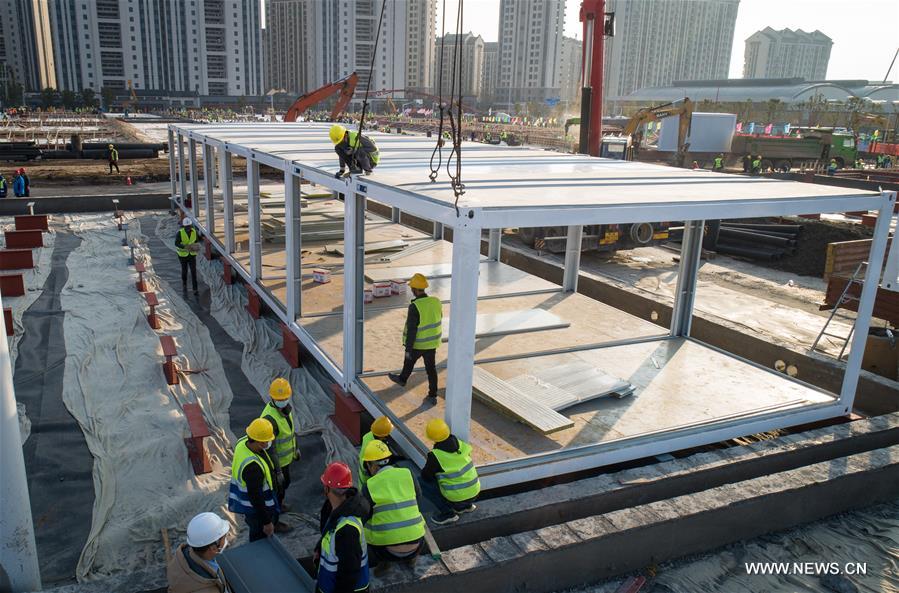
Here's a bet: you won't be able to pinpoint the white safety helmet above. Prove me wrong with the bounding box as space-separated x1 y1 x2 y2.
181 217 192 227
185 512 230 548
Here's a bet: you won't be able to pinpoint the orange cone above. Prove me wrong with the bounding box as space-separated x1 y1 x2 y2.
126 176 133 185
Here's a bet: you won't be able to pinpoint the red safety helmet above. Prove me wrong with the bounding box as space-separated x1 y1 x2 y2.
320 462 353 489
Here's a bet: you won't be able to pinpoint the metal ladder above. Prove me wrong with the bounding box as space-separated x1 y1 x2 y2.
811 262 866 359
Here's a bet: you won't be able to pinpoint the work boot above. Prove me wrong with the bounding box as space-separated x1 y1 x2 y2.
274 521 293 534
363 169 373 176
181 283 188 294
425 393 438 405
430 510 459 525
457 503 477 514
388 373 406 387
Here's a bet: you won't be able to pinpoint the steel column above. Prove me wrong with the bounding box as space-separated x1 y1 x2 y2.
0 293 42 591
247 158 262 281
883 209 899 292
285 171 302 320
562 225 583 292
177 133 187 208
432 221 444 240
220 149 235 253
203 143 215 237
839 191 897 408
343 192 366 386
487 228 502 261
670 220 704 336
188 138 199 218
167 128 177 210
444 224 481 441
391 206 401 223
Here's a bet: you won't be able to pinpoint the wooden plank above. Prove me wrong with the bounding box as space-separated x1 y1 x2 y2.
441 309 570 342
377 239 439 262
325 239 408 256
471 367 573 434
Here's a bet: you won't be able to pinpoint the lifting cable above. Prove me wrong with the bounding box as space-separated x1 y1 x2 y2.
428 0 450 182
444 0 465 213
354 0 389 161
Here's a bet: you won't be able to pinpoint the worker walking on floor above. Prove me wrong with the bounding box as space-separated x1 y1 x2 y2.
388 273 441 404
827 158 838 176
750 155 762 176
167 512 232 593
260 377 299 520
315 462 371 593
228 419 282 542
108 143 120 174
0 173 7 198
359 416 397 488
420 418 480 525
360 440 425 570
712 153 725 172
175 217 201 295
330 124 379 178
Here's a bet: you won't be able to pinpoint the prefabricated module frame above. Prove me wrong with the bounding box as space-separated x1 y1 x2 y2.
167 122 896 489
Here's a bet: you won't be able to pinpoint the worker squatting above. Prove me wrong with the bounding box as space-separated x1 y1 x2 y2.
167 274 478 593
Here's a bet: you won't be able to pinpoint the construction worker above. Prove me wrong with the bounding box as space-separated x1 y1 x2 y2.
712 153 725 172
167 512 232 593
330 124 379 177
108 143 120 174
175 217 200 295
360 440 425 569
0 173 6 197
855 158 865 169
228 419 282 542
388 273 441 404
827 158 838 176
20 168 29 197
359 416 394 488
750 155 762 176
315 462 371 593
12 169 25 197
260 377 299 512
876 154 884 168
420 418 480 525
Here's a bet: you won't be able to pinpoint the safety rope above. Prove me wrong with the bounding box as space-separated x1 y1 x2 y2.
354 0 389 162
428 0 449 182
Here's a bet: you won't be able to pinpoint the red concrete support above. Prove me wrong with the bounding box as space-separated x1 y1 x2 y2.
5 230 43 249
0 274 25 297
329 384 363 445
798 213 821 220
160 335 179 385
182 403 212 475
134 262 148 292
0 249 34 270
204 237 212 260
862 213 878 227
3 307 12 336
246 285 260 319
223 261 233 285
145 292 161 329
279 323 302 368
14 215 48 231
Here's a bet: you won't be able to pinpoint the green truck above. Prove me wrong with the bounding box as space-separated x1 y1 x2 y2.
730 128 857 171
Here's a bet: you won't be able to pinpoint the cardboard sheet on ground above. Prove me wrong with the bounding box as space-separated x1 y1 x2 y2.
442 309 570 342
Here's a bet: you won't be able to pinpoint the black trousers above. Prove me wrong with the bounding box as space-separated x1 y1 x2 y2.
277 463 292 505
398 349 438 397
245 512 279 542
109 160 119 173
179 255 198 290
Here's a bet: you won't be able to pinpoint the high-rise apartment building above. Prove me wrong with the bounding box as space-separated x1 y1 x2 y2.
265 0 310 93
481 41 498 105
603 0 739 101
559 36 582 106
48 0 263 95
0 0 55 91
743 27 832 80
496 0 565 107
433 33 485 101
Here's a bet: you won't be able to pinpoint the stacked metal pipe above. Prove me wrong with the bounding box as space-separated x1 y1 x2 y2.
669 222 802 260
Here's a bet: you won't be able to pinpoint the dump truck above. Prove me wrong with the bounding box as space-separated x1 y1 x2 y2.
725 128 858 171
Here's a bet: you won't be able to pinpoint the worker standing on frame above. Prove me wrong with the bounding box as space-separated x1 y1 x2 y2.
175 217 201 295
420 418 480 525
315 462 371 593
228 419 282 542
330 124 379 177
388 273 442 404
359 416 395 488
260 378 299 525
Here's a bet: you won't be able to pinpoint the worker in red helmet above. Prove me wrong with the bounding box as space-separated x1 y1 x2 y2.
315 462 371 593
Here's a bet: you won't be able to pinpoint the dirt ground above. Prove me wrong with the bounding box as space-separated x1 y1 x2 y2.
765 218 874 277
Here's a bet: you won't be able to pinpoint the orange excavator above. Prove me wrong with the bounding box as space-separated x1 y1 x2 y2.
283 72 359 122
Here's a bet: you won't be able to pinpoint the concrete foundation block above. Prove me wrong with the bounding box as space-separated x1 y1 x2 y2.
566 515 616 540
533 524 581 548
477 537 524 564
510 530 550 554
603 507 661 533
441 545 492 574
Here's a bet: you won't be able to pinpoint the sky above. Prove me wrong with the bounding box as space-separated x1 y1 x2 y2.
438 0 899 82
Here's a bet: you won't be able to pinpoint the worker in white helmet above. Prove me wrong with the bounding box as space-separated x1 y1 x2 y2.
166 512 232 593
175 217 201 295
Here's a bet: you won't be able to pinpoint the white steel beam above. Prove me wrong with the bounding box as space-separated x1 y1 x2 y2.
562 226 583 292
177 133 187 209
839 191 898 409
343 192 366 385
433 221 444 240
202 143 215 237
247 158 262 280
220 149 235 253
391 206 401 223
883 210 899 292
188 138 199 218
167 127 177 207
670 220 704 336
444 223 481 440
285 170 302 320
487 228 502 261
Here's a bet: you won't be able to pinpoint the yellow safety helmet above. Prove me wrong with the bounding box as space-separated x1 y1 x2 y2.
361 439 392 462
246 418 275 442
371 416 394 438
425 418 450 442
329 124 347 145
269 377 292 401
408 273 429 290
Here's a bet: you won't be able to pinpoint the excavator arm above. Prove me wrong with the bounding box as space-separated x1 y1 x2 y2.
622 97 693 156
283 72 359 122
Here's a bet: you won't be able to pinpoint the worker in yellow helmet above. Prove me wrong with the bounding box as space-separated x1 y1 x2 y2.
259 378 299 528
358 416 395 488
360 440 425 570
388 273 442 404
330 124 379 178
229 419 282 541
420 418 480 525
